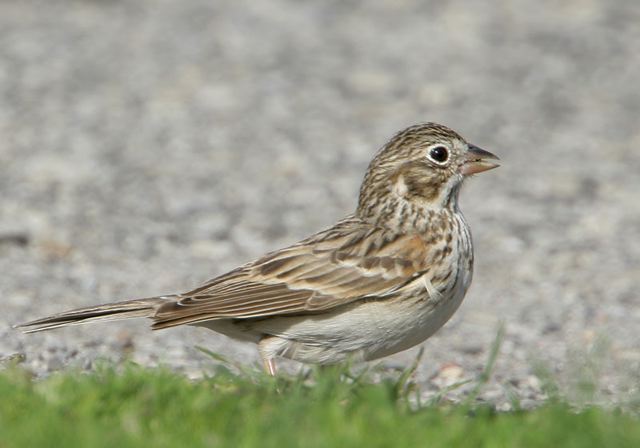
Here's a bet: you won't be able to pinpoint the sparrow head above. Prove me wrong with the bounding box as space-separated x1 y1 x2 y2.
357 123 499 225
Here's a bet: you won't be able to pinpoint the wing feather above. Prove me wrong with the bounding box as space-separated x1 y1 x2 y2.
152 217 433 328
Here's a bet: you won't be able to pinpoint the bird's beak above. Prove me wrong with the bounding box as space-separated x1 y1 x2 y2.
461 144 500 176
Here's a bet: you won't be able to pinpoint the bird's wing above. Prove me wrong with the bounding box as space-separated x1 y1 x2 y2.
152 217 433 328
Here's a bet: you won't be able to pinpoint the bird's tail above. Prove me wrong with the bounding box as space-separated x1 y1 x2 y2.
14 296 173 333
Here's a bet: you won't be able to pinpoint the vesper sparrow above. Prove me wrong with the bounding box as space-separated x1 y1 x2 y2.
18 123 499 375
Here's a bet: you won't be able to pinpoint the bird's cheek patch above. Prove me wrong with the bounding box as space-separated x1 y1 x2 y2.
391 173 409 197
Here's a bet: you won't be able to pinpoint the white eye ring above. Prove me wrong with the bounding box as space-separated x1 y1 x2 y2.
426 144 450 165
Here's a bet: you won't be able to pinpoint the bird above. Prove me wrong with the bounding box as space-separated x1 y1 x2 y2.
17 123 499 375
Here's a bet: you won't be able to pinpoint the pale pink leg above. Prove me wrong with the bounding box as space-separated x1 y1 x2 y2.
263 357 277 376
258 337 278 376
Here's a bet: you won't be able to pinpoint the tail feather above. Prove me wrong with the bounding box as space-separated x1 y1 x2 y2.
15 297 173 333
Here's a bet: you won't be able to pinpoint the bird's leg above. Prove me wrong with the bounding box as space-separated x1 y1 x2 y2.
258 337 277 376
262 357 277 376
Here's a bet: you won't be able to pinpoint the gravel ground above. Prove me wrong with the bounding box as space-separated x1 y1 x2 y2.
1 0 639 409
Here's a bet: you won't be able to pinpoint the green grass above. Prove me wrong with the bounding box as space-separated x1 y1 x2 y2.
0 362 638 448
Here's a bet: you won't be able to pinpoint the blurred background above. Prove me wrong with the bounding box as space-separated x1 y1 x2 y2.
1 0 638 407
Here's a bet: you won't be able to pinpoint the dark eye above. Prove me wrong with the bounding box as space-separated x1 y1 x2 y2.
428 145 449 164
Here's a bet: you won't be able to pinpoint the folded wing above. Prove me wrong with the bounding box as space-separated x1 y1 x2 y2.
152 217 431 329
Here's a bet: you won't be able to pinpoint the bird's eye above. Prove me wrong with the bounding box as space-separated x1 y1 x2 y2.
428 145 449 164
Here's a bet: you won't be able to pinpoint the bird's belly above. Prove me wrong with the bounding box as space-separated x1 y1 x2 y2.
253 276 470 364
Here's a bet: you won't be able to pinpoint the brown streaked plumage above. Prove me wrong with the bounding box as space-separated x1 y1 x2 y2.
16 123 499 375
